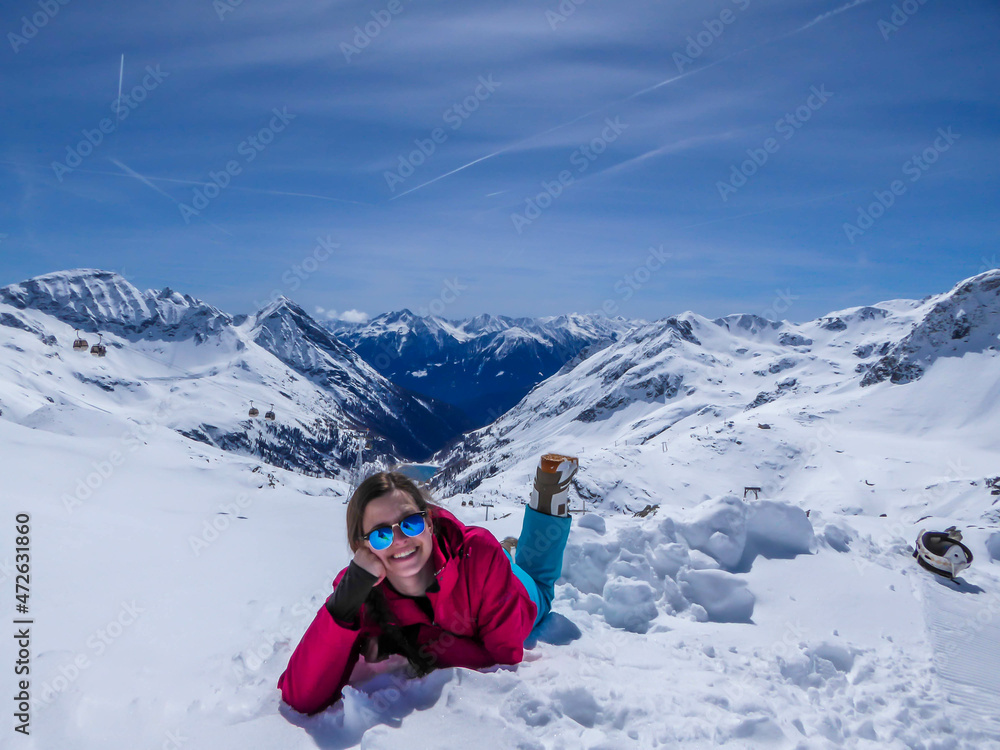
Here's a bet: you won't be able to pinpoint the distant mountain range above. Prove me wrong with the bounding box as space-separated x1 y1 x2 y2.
329 310 635 426
0 270 632 471
3 268 997 488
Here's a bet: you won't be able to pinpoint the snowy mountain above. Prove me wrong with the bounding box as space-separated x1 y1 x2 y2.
0 270 469 471
331 310 635 426
861 271 1000 385
431 270 1000 504
0 269 233 342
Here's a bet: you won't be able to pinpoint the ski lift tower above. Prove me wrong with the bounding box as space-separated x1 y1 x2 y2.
352 432 364 488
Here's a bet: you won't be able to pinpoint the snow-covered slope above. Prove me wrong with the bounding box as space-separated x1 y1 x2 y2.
861 271 1000 385
0 270 469 470
333 310 635 426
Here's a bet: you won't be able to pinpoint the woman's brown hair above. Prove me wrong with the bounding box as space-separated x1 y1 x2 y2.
346 471 438 676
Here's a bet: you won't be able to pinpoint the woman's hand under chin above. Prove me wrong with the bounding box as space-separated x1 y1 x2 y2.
353 546 386 583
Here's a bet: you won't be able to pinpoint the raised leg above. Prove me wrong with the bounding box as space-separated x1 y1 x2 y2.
505 454 577 628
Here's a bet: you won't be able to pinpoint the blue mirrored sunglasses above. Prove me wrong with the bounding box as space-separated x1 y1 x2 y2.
363 512 427 551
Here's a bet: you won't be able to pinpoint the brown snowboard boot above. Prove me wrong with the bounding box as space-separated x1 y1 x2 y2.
530 453 578 517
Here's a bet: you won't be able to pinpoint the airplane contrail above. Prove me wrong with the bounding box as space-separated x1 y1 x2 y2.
110 158 175 202
111 158 234 236
0 158 371 207
389 148 509 200
104 162 370 204
391 0 878 200
116 54 124 121
389 55 728 201
794 0 876 34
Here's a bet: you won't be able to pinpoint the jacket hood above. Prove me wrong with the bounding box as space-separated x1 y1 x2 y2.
428 506 467 561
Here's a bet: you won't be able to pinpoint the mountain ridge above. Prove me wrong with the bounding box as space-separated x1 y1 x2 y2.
430 268 1000 498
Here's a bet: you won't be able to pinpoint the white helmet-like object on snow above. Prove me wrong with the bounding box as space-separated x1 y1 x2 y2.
913 527 973 579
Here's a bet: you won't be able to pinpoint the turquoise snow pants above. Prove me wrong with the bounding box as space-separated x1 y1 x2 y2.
502 506 572 631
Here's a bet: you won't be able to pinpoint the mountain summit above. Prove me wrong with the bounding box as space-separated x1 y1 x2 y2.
0 269 233 343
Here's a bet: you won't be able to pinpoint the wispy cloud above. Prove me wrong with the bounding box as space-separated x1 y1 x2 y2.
598 131 743 177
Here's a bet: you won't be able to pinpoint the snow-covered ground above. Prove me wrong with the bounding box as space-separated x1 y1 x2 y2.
3 270 1000 748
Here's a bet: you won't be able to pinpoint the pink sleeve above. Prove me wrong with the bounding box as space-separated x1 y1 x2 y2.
277 573 367 715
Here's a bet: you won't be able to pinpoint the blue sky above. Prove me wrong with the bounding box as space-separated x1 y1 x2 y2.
1 0 997 323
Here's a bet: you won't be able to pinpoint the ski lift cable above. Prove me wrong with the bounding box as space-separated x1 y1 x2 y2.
57 315 375 445
60 321 294 423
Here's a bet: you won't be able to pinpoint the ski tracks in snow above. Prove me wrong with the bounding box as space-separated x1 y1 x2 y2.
922 573 1000 740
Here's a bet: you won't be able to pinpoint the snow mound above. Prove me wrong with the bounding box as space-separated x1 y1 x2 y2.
678 568 755 623
986 532 1000 562
561 496 814 628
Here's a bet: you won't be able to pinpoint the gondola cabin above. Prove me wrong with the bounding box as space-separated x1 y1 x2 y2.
90 334 106 357
72 330 89 351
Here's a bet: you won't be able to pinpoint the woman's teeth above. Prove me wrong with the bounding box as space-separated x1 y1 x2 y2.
392 549 416 560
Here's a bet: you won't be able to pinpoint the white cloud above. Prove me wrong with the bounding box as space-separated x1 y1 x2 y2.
315 306 369 323
339 309 369 324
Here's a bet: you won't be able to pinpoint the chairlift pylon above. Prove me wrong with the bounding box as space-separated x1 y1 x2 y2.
90 334 106 358
72 329 89 351
248 401 259 418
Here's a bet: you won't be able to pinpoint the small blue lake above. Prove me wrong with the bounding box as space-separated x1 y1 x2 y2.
394 463 439 482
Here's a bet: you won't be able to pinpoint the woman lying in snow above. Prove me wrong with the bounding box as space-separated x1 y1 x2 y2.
278 454 577 715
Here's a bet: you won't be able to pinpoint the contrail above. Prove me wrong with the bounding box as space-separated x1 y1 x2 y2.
234 186 371 206
0 158 371 206
116 54 124 121
389 147 509 200
108 166 370 204
794 0 876 33
110 158 175 201
111 158 234 236
599 131 739 177
389 57 723 201
391 0 877 200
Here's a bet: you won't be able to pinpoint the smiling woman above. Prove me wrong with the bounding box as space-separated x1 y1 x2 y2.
277 459 576 715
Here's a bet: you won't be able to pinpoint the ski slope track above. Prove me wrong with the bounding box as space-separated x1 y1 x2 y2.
922 575 1000 738
1 268 1000 748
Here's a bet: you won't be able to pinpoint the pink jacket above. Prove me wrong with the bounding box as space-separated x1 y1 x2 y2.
278 508 537 715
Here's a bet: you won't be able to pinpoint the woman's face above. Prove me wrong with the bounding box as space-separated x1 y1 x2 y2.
361 489 434 585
